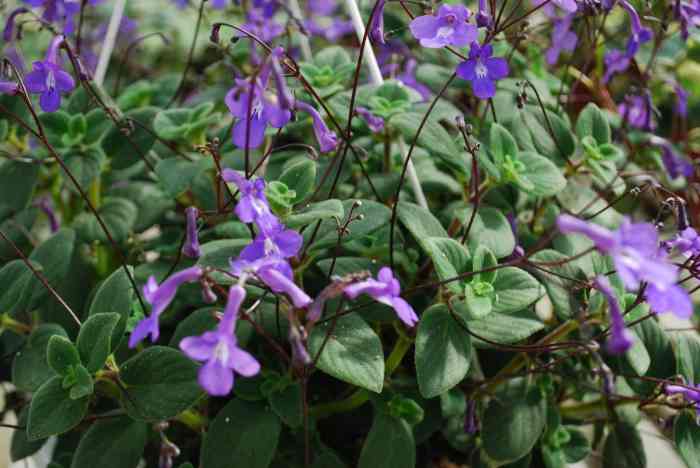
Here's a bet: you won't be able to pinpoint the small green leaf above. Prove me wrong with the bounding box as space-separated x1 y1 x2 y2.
674 411 700 468
68 364 94 400
421 237 470 294
88 266 135 349
47 335 81 377
415 305 471 398
74 197 138 243
27 376 89 441
576 103 611 144
0 161 39 218
77 313 120 373
518 151 567 197
70 417 148 468
286 199 344 229
102 107 160 170
13 324 68 392
455 206 516 258
119 346 203 420
490 123 518 165
201 399 281 468
603 422 646 468
358 412 416 468
308 314 385 393
482 385 545 463
280 158 317 203
467 311 544 346
492 267 543 314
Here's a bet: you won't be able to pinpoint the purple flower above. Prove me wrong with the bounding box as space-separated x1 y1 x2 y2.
594 276 634 354
476 0 492 27
409 4 478 48
295 101 339 153
652 138 694 180
620 0 653 56
533 0 578 15
675 0 700 40
180 285 260 396
356 107 385 132
182 207 201 259
464 400 479 434
172 0 188 8
675 84 689 118
4 7 28 42
619 92 655 131
230 256 312 308
225 75 291 150
666 382 700 419
221 170 278 233
22 0 81 33
129 266 204 347
369 0 387 44
546 15 578 65
36 196 59 233
24 35 75 112
557 215 692 318
456 42 509 99
343 267 418 327
602 49 631 83
665 227 700 257
0 81 19 95
238 225 303 262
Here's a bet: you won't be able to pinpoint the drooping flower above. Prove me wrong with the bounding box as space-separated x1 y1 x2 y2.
557 215 693 318
36 196 59 233
22 0 80 34
24 35 75 112
356 107 385 132
650 137 694 180
182 207 201 259
619 92 655 131
369 0 387 44
230 256 312 308
675 0 700 40
225 74 291 150
221 170 278 233
129 266 204 347
476 0 492 28
456 42 509 99
3 7 28 42
620 0 653 56
343 267 419 327
180 285 260 396
602 49 631 83
546 15 578 65
409 4 478 48
295 101 339 153
594 276 634 354
396 59 432 101
675 84 689 118
0 81 19 95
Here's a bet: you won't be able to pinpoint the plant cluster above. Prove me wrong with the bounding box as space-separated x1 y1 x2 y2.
2 0 700 467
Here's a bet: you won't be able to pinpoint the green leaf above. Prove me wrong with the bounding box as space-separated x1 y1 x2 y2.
70 417 148 468
307 314 385 393
197 239 250 284
415 305 471 398
676 334 700 384
68 364 94 400
10 407 47 462
358 412 416 468
421 237 470 294
62 149 105 195
397 201 448 240
77 313 120 373
268 381 303 428
38 111 70 147
492 267 543 314
576 103 611 144
603 422 646 468
12 324 68 392
102 107 160 170
74 197 138 243
674 411 700 468
456 283 493 320
119 346 203 420
27 228 76 307
490 123 518 165
529 250 583 320
155 158 201 198
0 161 39 218
467 311 544 347
88 266 135 350
27 376 89 441
471 244 498 284
0 259 40 313
482 386 545 463
518 151 567 197
286 199 344 229
280 158 317 203
562 427 591 463
455 206 516 258
627 318 676 396
46 335 81 377
201 399 281 468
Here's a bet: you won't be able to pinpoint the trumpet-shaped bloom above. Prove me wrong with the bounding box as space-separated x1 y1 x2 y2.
594 276 634 354
180 285 260 396
456 42 509 99
221 170 278 233
295 101 339 153
182 207 201 258
343 267 418 327
129 266 204 347
25 35 75 112
409 4 478 48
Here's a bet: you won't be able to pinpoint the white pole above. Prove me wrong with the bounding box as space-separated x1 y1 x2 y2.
288 0 313 61
94 0 127 86
343 0 428 209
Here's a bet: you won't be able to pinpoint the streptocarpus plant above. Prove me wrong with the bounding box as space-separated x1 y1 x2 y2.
2 0 700 467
